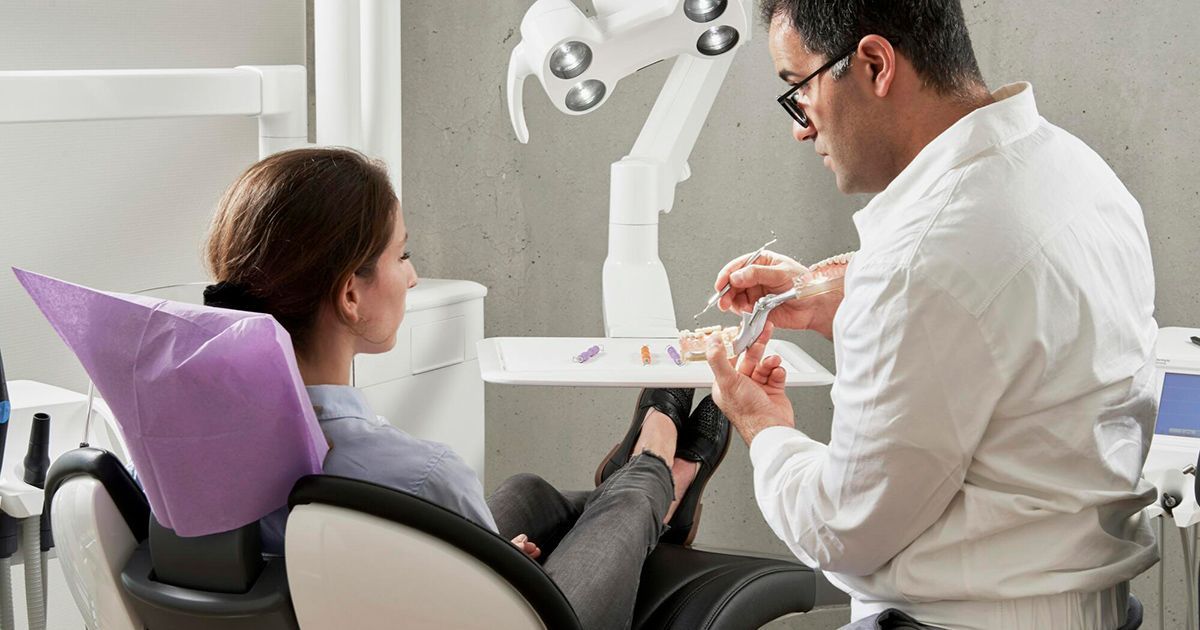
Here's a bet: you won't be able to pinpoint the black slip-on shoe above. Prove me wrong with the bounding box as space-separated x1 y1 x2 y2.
594 388 694 487
661 394 731 546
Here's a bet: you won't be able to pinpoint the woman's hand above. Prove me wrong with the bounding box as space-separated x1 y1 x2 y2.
715 250 842 340
705 322 795 445
511 534 541 560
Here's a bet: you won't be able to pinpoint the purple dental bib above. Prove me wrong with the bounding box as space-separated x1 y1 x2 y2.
15 268 328 537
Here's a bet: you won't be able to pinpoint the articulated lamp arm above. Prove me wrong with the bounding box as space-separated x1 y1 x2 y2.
506 0 752 337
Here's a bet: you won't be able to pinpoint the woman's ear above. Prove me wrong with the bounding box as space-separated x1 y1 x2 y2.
336 272 362 324
857 35 897 98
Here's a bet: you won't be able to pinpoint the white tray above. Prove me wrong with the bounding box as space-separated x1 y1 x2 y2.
477 337 834 388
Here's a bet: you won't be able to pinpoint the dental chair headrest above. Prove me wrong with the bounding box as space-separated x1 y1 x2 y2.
15 269 328 537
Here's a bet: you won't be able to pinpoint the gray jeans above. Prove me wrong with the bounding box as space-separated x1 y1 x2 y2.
487 453 674 630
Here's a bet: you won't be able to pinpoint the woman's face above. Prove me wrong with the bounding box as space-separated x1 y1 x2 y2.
352 208 418 354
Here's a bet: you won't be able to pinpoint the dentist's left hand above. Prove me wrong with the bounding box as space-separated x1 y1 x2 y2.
511 534 541 559
705 322 796 445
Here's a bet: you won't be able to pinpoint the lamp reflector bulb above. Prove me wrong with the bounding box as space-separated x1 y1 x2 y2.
549 41 593 80
696 25 739 56
684 0 727 23
565 79 607 112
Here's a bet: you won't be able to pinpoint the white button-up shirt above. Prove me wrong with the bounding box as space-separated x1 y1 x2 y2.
750 83 1159 629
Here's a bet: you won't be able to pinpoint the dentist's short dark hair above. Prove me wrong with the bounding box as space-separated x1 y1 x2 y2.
759 0 986 96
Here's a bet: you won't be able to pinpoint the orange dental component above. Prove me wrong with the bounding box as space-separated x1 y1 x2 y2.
640 345 652 366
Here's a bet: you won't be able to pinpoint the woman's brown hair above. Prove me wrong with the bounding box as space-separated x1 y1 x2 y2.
204 147 397 351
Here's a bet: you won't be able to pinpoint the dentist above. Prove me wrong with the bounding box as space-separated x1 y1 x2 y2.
706 1 1159 628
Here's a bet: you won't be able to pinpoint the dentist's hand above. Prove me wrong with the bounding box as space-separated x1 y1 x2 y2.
705 322 795 445
715 250 841 340
511 534 541 560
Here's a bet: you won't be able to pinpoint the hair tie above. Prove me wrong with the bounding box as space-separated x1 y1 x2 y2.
203 281 269 314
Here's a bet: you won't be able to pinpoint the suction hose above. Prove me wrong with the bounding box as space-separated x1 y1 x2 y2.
20 519 42 630
22 412 50 630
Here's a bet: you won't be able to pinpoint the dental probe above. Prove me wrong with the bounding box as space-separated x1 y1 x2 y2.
694 235 778 320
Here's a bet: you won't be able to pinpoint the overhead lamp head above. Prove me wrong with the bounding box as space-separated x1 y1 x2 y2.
507 0 753 143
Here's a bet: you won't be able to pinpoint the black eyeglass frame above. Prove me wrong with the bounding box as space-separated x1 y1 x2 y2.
775 36 904 127
775 42 859 128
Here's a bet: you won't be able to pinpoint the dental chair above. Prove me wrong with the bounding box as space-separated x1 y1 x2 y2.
46 446 830 630
22 270 836 629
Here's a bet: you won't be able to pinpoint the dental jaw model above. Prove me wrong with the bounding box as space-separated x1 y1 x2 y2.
793 252 852 299
678 325 739 361
682 251 856 359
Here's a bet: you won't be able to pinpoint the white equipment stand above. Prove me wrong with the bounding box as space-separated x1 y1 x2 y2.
1143 326 1200 630
486 0 834 387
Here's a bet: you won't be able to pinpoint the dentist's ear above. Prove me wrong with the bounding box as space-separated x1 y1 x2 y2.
856 35 898 98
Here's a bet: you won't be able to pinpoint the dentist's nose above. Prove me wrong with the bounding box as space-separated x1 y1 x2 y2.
793 119 816 143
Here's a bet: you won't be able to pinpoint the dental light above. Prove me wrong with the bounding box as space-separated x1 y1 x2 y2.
508 0 753 337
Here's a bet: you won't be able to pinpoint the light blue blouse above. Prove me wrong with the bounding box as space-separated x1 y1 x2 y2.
258 384 497 553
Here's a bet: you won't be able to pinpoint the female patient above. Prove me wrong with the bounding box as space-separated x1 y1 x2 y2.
200 147 732 630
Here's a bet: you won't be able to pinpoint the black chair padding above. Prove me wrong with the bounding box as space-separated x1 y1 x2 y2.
43 447 150 542
289 474 584 630
633 543 816 630
148 515 264 594
122 544 298 630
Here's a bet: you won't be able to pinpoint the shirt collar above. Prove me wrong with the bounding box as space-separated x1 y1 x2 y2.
853 82 1040 240
305 384 373 422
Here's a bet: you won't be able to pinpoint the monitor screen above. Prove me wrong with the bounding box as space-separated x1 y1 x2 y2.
1156 372 1200 437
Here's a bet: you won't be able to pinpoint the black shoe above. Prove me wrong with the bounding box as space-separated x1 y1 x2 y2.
661 394 731 546
595 388 694 487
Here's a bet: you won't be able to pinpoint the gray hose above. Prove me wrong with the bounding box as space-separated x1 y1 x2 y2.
0 556 13 630
39 550 47 613
21 518 44 630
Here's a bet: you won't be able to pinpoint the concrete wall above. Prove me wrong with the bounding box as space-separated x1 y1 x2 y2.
400 1 1199 628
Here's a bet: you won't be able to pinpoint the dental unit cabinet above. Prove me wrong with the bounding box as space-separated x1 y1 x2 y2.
354 280 488 476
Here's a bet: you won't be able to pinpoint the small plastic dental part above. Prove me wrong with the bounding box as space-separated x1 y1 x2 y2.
573 344 603 363
666 345 683 366
640 345 652 366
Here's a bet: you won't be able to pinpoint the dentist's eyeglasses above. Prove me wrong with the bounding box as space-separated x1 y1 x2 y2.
775 43 858 128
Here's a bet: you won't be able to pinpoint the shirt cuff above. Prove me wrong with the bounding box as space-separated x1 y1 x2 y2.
748 425 817 468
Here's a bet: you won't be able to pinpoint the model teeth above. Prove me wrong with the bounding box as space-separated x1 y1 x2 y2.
678 325 739 360
809 251 855 271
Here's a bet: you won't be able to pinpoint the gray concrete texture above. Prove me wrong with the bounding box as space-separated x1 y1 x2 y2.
400 1 1199 628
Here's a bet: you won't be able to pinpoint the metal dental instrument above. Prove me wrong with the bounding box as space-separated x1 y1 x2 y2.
731 287 798 355
694 235 778 320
